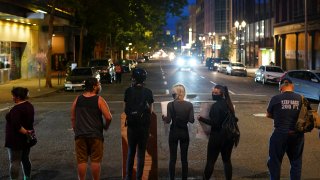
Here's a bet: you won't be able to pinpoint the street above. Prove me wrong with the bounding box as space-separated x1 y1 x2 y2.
1 60 320 180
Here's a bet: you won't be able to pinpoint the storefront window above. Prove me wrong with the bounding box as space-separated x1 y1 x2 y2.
0 41 11 69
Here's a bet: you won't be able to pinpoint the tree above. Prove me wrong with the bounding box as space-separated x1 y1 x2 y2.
220 32 235 60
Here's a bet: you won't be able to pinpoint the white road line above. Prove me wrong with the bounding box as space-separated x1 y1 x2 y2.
200 76 205 79
164 81 167 85
228 90 235 95
165 89 169 94
210 81 216 84
163 76 165 79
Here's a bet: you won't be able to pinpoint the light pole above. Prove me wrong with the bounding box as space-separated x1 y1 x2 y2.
208 32 216 58
234 20 246 63
199 35 205 63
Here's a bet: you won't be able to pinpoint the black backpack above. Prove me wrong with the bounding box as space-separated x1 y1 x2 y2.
221 110 240 147
125 87 149 127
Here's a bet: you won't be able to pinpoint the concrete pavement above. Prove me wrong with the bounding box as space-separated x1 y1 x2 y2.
0 68 257 104
0 77 64 103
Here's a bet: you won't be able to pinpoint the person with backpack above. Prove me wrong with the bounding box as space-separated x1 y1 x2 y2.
162 84 195 180
197 85 236 180
266 78 309 180
124 68 154 180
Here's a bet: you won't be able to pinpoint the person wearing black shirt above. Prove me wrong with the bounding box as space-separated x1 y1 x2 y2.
162 84 195 180
124 68 154 180
5 87 35 180
198 85 236 180
266 78 305 180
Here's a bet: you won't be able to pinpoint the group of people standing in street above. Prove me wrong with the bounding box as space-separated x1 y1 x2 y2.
4 66 319 180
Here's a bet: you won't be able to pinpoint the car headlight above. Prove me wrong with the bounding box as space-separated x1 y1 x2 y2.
214 63 219 66
177 58 185 66
190 58 197 66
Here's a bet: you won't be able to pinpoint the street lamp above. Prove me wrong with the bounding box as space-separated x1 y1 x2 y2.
234 20 246 63
208 32 216 58
199 35 205 63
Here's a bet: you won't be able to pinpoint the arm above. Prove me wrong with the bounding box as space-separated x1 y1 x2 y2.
266 112 273 119
162 102 172 124
98 96 112 130
198 116 212 125
70 96 78 129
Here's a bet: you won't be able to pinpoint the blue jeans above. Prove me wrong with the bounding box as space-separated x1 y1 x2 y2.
126 127 149 180
168 128 189 180
267 131 304 180
7 148 31 180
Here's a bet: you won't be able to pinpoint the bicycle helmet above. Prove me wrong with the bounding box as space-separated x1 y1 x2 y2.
132 68 147 83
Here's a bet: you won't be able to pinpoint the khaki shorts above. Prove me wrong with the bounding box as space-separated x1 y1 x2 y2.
75 137 104 164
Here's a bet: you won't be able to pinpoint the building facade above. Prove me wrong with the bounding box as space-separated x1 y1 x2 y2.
0 1 76 83
274 0 320 70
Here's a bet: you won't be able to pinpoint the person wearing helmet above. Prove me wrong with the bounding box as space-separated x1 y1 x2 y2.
124 68 154 180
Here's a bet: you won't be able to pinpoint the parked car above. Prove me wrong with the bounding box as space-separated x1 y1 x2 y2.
217 60 230 73
205 57 213 67
208 58 229 71
89 59 115 84
226 62 247 76
255 65 284 84
176 55 197 70
136 57 145 63
64 67 100 91
280 70 320 101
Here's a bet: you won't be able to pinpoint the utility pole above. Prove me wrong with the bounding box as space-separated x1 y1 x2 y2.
304 0 308 69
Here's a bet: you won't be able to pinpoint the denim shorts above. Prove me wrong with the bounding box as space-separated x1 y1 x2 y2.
75 137 104 163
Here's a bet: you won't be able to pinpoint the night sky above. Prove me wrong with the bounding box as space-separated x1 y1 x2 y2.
165 0 196 34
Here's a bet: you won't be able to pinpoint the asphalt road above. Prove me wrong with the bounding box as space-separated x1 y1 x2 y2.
0 60 319 180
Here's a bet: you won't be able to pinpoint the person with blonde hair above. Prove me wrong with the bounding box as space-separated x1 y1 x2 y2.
162 83 195 180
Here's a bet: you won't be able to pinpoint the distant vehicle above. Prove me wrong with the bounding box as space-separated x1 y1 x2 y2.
89 59 115 84
226 62 247 76
207 58 229 71
217 60 230 73
176 55 197 70
136 57 145 63
255 65 284 84
280 70 320 101
64 67 100 91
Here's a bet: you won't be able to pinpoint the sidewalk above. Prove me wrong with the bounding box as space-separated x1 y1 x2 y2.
246 68 257 77
0 77 64 103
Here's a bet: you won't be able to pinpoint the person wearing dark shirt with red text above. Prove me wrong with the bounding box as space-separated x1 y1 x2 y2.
5 87 35 180
266 78 304 180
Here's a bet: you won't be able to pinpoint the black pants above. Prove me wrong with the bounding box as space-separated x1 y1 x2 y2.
168 128 189 180
116 73 122 83
203 130 234 180
126 127 149 180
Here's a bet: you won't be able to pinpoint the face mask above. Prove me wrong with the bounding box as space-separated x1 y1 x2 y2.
212 94 222 101
172 93 177 99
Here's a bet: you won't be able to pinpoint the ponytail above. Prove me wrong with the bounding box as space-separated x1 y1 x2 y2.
223 86 235 114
